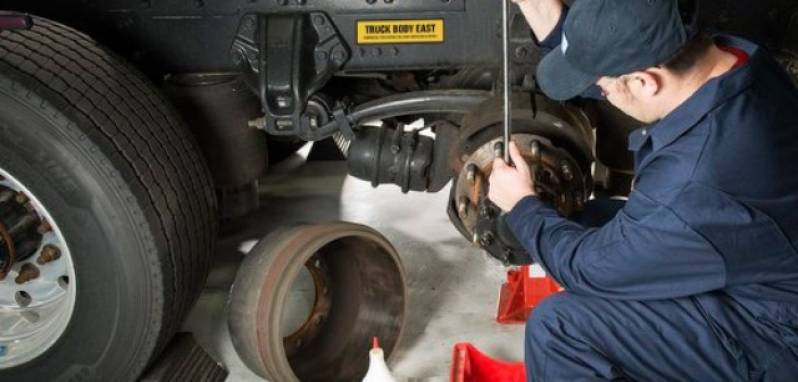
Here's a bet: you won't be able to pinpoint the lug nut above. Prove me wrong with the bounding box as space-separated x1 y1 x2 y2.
37 244 61 265
493 142 504 159
458 196 470 216
530 140 541 161
15 192 28 204
15 263 40 284
465 164 478 182
37 221 51 235
561 162 574 181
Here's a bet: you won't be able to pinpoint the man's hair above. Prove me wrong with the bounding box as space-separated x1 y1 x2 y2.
661 32 715 75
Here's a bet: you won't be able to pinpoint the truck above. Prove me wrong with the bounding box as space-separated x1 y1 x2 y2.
0 0 795 380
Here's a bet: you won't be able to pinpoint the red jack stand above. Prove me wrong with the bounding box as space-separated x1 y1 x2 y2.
496 265 562 324
450 343 525 382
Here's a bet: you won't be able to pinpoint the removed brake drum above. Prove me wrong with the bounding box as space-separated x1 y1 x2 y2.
228 222 406 382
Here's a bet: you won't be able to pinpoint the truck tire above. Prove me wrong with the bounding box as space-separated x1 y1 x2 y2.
0 15 216 381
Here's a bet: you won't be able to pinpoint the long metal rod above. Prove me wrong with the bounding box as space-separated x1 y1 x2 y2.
502 0 511 163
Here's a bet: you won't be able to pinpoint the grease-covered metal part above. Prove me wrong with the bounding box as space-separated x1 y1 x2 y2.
451 134 590 264
228 222 406 382
447 94 594 264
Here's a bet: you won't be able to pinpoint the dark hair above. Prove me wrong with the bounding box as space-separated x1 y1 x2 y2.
661 32 714 75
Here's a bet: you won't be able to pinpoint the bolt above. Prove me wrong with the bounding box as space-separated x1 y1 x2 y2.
313 15 325 26
37 244 61 265
371 47 383 57
276 97 292 108
366 0 376 4
15 263 40 284
315 51 329 61
385 0 393 3
561 162 574 181
465 164 478 182
332 50 346 62
391 47 399 56
493 142 504 159
296 0 306 4
248 117 267 130
515 46 529 59
479 232 494 247
458 196 470 216
14 192 27 204
37 221 51 235
529 140 541 161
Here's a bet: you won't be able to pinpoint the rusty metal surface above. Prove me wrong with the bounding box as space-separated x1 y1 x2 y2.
228 222 406 382
446 94 593 263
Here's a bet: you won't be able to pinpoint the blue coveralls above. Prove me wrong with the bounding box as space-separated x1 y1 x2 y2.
505 25 798 382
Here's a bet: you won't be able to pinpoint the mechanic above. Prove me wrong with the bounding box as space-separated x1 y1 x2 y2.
488 0 798 380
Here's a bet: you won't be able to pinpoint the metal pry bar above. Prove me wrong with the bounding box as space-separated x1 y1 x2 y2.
501 0 511 164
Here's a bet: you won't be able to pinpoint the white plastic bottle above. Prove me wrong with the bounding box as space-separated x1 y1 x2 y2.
362 337 397 382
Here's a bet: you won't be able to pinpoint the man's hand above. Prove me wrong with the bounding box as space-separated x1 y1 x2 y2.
508 0 564 43
488 141 537 212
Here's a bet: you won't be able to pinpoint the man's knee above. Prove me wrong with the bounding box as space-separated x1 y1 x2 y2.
526 292 584 346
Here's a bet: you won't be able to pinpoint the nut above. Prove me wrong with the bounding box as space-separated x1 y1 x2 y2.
15 263 40 284
37 244 61 265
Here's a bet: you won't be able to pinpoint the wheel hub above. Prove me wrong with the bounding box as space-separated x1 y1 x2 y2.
450 134 590 264
0 168 75 369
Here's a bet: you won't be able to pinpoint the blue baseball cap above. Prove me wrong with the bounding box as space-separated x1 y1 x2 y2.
537 0 697 101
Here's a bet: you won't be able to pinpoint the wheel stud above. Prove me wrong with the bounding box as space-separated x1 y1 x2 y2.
37 220 51 235
465 164 478 182
493 142 504 158
458 196 470 216
530 140 541 161
37 244 61 265
14 192 28 204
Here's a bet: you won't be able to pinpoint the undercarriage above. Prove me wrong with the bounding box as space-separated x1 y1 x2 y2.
0 0 796 380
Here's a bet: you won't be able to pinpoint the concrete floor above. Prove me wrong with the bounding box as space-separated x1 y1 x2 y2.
182 149 525 381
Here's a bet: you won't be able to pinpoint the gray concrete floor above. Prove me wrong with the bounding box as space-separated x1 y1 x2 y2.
183 149 525 381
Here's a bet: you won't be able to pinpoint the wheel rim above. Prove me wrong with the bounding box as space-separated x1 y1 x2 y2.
0 167 76 369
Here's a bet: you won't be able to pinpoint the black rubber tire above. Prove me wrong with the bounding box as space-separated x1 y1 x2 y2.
0 16 216 381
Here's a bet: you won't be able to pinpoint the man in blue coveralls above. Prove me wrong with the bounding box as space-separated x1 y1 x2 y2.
488 0 798 380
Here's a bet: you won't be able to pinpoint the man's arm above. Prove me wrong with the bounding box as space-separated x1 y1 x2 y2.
512 0 565 43
490 143 726 300
505 192 727 300
512 1 604 99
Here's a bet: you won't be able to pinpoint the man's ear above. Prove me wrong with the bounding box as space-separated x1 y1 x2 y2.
628 70 662 97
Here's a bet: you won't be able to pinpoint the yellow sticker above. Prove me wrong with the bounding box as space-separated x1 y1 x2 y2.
357 19 444 44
